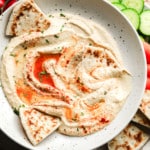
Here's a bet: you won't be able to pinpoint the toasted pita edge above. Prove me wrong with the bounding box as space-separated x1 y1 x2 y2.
108 123 150 150
19 107 61 145
140 90 150 120
132 109 150 129
6 0 50 36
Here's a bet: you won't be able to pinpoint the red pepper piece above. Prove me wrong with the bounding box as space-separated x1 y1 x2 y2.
146 78 150 90
3 0 17 11
0 0 5 8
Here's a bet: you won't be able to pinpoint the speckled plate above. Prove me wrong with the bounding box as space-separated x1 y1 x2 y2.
0 0 146 150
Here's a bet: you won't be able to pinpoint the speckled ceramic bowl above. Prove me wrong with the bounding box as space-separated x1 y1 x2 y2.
0 0 146 149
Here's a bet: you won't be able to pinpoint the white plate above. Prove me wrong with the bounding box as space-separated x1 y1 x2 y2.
142 140 150 150
0 0 147 150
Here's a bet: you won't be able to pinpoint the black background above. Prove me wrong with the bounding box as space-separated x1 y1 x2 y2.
0 130 108 150
0 130 28 150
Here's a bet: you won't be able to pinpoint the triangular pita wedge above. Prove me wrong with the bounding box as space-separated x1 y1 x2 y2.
140 90 150 120
108 123 149 150
19 107 61 145
6 0 50 36
132 110 150 129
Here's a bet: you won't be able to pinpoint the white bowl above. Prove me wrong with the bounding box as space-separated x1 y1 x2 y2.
0 0 146 149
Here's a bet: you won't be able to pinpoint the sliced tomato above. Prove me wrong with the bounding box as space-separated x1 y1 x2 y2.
147 64 150 78
146 78 150 90
0 0 5 8
143 42 150 64
3 0 17 11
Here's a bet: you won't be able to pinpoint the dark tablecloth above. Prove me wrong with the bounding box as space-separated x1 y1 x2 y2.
0 130 28 150
0 129 108 150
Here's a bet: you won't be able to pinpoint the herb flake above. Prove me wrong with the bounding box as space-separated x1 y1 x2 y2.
81 112 84 116
54 35 59 38
13 104 25 116
10 53 16 57
13 108 19 116
45 39 50 44
24 53 26 57
60 24 65 32
104 91 107 95
60 13 66 17
40 71 48 75
4 46 8 50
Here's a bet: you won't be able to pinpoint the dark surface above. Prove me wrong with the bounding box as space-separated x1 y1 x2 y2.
0 130 28 150
0 129 109 150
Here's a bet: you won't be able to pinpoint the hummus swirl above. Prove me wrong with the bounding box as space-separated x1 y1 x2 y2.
0 14 132 136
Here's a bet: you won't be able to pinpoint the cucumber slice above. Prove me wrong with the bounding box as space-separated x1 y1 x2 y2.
139 35 145 42
112 2 126 11
139 10 150 36
122 8 140 30
121 0 144 14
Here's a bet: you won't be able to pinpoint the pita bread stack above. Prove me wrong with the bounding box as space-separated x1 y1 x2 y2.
140 90 150 120
108 123 150 150
6 0 51 36
108 90 150 150
132 110 150 129
19 107 61 145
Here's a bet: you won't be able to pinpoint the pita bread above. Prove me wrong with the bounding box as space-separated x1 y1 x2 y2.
33 101 112 136
132 110 150 129
19 107 61 145
140 90 150 120
6 0 50 36
108 123 150 150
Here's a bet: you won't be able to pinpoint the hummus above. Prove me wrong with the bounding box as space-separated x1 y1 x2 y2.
0 13 132 136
